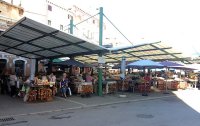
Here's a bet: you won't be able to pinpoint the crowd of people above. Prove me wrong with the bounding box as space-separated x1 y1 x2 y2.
0 70 29 98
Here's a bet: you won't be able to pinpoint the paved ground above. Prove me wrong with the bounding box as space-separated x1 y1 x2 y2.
0 91 174 117
0 90 200 126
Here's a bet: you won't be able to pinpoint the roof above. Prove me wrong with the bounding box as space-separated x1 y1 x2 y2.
159 61 184 67
127 59 164 68
75 41 190 63
0 17 109 59
53 59 85 67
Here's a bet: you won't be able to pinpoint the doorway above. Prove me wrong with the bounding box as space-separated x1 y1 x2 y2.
15 60 25 77
0 59 7 74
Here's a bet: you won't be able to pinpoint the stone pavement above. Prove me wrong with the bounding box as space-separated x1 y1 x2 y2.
0 91 177 117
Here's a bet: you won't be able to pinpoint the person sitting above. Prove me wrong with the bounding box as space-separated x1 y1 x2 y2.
60 73 71 98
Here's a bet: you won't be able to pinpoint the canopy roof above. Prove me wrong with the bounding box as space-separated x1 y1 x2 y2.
52 58 64 63
0 17 109 59
160 61 184 67
53 59 85 67
75 41 190 63
127 59 164 68
0 17 190 64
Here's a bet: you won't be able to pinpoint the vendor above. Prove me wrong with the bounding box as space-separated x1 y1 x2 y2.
48 73 56 83
34 73 39 85
60 73 72 98
48 72 57 96
86 73 93 82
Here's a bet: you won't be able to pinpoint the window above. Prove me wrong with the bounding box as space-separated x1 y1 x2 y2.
68 14 73 20
48 5 52 11
68 14 71 19
60 25 63 31
15 60 25 77
48 20 51 26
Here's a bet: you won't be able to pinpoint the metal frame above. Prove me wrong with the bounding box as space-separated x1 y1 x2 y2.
75 41 189 63
0 17 109 59
0 17 190 64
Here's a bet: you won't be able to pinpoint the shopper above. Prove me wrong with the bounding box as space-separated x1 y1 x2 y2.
9 72 17 97
23 76 31 102
1 70 9 95
60 73 71 98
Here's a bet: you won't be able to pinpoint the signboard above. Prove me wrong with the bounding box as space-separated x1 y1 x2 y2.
98 56 105 64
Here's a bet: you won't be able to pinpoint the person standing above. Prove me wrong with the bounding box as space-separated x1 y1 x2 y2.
48 72 57 96
86 73 93 82
49 73 56 83
9 72 17 97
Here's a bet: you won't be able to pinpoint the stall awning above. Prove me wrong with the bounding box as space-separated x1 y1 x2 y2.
0 17 109 59
53 59 85 67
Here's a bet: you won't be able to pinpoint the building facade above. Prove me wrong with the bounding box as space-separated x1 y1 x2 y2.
0 0 31 77
0 0 115 77
0 0 23 32
21 0 107 45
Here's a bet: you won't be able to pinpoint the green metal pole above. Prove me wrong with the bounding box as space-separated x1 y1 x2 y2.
70 19 73 34
98 7 103 96
99 7 103 46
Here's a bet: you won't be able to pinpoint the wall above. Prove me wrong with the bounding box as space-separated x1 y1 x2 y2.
0 0 23 31
0 52 31 76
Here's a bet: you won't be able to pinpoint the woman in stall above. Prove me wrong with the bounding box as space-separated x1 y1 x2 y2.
60 73 71 98
86 73 93 82
48 72 57 96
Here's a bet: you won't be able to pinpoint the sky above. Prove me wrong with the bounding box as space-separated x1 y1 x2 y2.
5 0 200 57
65 0 200 57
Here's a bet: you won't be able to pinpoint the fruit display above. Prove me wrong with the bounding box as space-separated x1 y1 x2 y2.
178 81 188 89
117 80 129 91
37 88 52 101
157 79 165 90
81 85 93 94
103 81 117 94
28 90 37 102
138 83 151 93
171 81 179 90
36 79 50 85
77 82 93 95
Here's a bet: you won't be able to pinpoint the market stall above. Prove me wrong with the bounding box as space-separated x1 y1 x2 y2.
28 79 56 102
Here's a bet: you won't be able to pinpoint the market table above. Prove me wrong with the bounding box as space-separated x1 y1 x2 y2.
28 83 56 102
74 82 93 95
103 81 117 94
